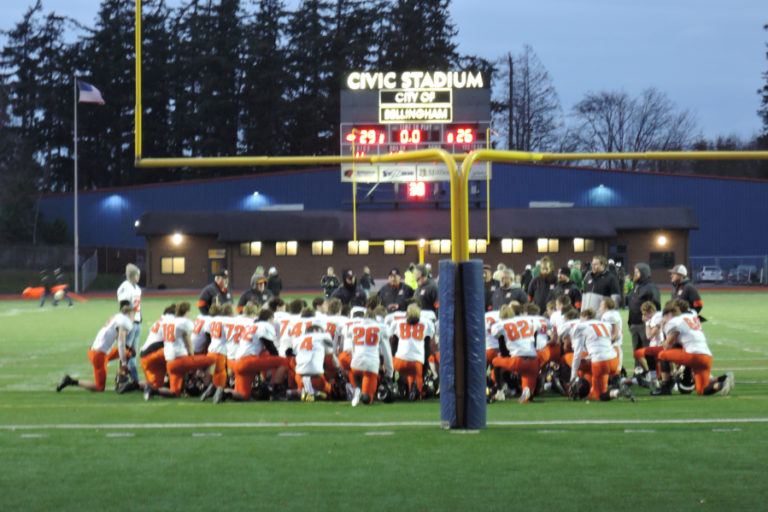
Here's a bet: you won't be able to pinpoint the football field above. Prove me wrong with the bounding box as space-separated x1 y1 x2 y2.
1 291 766 511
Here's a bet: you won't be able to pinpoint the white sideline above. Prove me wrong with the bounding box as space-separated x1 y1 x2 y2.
2 417 768 430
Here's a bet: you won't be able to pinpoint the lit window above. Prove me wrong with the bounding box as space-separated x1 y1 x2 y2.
347 240 370 255
276 241 298 256
429 239 451 254
501 238 523 254
239 241 262 256
384 240 405 255
537 238 559 253
160 256 185 275
574 238 594 253
312 240 334 255
468 239 487 254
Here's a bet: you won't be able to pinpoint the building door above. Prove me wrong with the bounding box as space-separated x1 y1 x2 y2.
208 249 227 281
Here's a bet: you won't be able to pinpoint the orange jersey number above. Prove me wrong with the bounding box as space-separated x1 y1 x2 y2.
353 326 380 346
163 324 176 342
210 321 222 339
503 320 533 341
398 322 425 341
684 316 702 331
591 323 611 338
299 336 313 351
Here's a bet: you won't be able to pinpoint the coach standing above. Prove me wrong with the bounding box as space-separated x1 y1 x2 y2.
198 269 232 314
117 263 142 383
414 264 439 314
669 264 704 314
582 255 621 312
626 263 660 367
527 256 557 313
378 267 414 312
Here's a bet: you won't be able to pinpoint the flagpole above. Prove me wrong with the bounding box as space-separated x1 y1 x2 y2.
73 74 79 294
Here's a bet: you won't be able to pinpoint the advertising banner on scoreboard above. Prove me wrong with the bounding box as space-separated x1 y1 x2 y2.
340 163 490 183
340 166 379 183
417 163 490 182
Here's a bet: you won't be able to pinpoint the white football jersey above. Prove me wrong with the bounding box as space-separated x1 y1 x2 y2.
323 314 348 352
549 310 565 331
392 319 435 363
340 317 365 354
350 319 393 376
273 311 294 341
207 315 230 356
190 315 213 354
91 313 134 353
646 311 664 347
663 313 711 356
530 314 551 350
293 332 334 376
571 320 617 362
163 316 194 362
235 320 277 360
224 316 259 361
600 309 623 347
116 280 141 322
140 314 173 353
490 316 538 358
484 311 500 351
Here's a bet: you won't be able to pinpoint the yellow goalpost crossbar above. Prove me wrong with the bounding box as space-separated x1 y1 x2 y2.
132 0 768 263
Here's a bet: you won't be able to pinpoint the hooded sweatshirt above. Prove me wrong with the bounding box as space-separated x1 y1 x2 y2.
627 263 661 325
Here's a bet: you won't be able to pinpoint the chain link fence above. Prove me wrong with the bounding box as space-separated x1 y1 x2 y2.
689 255 768 285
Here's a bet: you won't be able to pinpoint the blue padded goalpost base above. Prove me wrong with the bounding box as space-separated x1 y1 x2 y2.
439 259 486 429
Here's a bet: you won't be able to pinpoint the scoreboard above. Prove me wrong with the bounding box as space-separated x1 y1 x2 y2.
340 70 491 183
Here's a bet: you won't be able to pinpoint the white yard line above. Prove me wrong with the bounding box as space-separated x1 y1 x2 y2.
2 417 768 431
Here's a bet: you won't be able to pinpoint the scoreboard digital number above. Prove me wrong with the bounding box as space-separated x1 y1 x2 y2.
340 70 491 184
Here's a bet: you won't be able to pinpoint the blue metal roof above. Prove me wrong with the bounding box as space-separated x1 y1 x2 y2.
38 163 768 257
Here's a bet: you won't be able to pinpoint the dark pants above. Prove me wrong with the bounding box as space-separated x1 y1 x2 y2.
629 323 649 366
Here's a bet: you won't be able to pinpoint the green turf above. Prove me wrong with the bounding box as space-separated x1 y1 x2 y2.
1 292 766 511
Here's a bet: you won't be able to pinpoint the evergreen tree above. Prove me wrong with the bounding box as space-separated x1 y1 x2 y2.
324 0 382 150
172 0 242 172
240 0 289 156
377 0 458 71
284 0 334 155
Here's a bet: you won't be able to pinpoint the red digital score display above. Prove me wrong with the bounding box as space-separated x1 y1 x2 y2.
344 126 477 148
407 181 426 198
445 127 474 144
346 129 386 145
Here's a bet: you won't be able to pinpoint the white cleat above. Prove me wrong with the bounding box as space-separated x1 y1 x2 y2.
721 372 735 396
518 386 531 404
351 387 362 407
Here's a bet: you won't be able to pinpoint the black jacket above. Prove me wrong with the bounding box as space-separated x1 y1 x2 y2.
552 281 582 309
672 279 703 313
582 270 620 312
491 285 528 311
416 278 439 314
198 282 233 314
378 282 414 312
267 274 282 297
627 264 660 325
331 281 366 306
527 273 557 313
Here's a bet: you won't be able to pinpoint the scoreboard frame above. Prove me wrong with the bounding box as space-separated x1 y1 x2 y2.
340 70 492 183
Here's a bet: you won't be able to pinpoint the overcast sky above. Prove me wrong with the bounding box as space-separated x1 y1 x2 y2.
1 0 766 140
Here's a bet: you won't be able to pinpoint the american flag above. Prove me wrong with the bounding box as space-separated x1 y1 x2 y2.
78 81 105 104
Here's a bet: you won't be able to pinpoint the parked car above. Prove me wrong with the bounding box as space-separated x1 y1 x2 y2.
727 265 758 283
697 266 724 283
